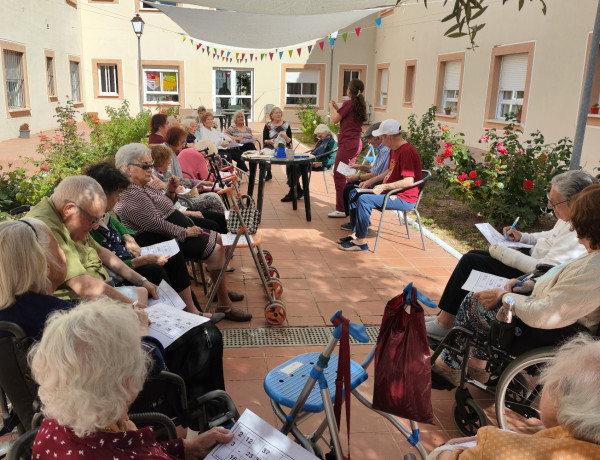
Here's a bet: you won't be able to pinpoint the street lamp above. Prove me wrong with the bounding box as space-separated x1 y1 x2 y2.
131 14 145 113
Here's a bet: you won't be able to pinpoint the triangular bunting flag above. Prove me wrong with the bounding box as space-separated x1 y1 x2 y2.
190 39 194 45
236 53 239 59
183 36 187 42
329 37 335 47
355 27 361 37
226 51 231 58
308 45 313 54
250 54 253 61
375 17 382 28
279 51 283 59
261 54 265 61
269 52 274 60
288 50 293 58
297 48 301 56
220 50 224 56
241 53 245 60
245 59 247 63
319 41 324 51
342 32 348 42
197 44 201 50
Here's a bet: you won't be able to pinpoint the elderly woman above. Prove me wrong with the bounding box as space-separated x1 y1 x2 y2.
427 169 596 340
149 113 169 145
432 184 600 387
225 110 258 170
199 111 245 169
85 161 203 314
114 143 250 321
0 219 164 429
262 106 292 182
150 144 226 215
311 124 338 171
432 335 600 459
182 117 200 148
30 299 234 459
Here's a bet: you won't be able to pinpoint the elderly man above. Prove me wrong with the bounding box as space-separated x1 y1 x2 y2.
426 169 596 340
339 119 422 252
340 122 391 228
27 175 157 304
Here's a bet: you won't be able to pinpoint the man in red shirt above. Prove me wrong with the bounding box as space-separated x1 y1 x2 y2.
340 119 422 251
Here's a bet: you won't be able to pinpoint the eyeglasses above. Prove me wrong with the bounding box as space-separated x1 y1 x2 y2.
129 162 154 170
67 201 102 225
546 193 569 208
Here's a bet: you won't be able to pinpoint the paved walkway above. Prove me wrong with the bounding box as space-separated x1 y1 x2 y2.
0 123 498 458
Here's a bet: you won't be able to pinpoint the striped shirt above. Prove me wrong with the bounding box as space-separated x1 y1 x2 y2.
115 184 188 242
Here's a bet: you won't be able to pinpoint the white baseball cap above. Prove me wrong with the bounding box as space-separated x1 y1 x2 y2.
372 119 401 136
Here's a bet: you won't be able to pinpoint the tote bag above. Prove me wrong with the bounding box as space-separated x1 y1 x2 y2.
372 283 434 424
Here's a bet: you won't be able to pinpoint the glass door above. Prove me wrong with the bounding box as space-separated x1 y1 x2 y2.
213 69 253 120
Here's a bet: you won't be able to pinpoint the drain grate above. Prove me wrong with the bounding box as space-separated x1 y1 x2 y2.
223 326 380 348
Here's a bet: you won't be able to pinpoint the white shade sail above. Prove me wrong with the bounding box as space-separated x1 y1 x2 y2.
177 0 396 15
150 2 385 49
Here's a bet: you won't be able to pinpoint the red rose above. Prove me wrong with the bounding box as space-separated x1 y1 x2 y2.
442 150 452 158
523 179 534 190
474 180 482 186
40 134 48 141
436 155 443 164
469 171 477 179
457 173 467 183
41 162 50 172
444 142 453 149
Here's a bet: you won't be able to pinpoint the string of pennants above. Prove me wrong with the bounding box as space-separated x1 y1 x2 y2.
180 15 383 63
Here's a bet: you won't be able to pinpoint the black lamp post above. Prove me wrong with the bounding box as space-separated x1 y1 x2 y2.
131 14 145 113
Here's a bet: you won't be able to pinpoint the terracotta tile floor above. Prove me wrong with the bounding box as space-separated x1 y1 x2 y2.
188 162 473 458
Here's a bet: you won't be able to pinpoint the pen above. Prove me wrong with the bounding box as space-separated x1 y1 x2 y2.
512 273 533 291
504 216 520 241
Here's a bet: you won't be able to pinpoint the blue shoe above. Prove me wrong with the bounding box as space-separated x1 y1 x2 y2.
340 222 353 231
337 236 355 244
339 241 369 251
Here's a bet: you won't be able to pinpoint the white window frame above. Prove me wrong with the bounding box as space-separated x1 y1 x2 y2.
442 60 460 114
342 69 361 100
143 68 179 105
4 50 26 109
98 64 118 96
379 68 388 107
69 60 81 103
495 53 527 120
285 69 319 106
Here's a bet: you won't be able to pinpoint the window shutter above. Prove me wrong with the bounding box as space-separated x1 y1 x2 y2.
498 53 528 91
443 60 461 91
286 70 319 84
380 68 389 92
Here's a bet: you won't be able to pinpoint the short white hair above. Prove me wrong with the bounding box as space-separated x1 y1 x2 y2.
51 176 105 209
181 118 197 129
115 143 150 172
29 298 150 437
539 334 600 443
0 218 53 308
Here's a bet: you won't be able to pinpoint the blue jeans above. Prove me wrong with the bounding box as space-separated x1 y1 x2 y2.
348 190 415 239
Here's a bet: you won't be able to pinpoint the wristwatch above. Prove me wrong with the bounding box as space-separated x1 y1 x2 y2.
136 277 147 287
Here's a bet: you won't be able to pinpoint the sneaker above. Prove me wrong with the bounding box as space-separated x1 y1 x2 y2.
339 241 369 251
337 236 355 244
431 361 461 388
265 171 273 181
426 318 451 340
216 306 252 322
280 192 293 202
340 222 353 231
328 210 346 218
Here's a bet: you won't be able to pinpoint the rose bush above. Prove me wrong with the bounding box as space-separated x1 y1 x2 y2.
436 118 572 229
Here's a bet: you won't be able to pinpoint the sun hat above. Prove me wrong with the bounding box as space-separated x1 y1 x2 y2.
363 122 381 139
372 119 401 136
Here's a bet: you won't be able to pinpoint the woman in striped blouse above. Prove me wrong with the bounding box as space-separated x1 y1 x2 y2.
114 143 251 322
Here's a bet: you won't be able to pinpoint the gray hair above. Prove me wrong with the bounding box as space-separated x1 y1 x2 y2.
551 170 596 202
0 218 53 308
181 117 197 128
197 105 206 113
29 297 150 437
539 334 600 443
115 143 150 172
233 110 246 125
51 176 105 209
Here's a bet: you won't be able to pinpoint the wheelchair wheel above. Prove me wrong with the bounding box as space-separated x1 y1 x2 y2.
453 398 487 436
495 346 555 432
264 301 286 325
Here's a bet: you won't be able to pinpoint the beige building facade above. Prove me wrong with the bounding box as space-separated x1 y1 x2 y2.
1 0 599 170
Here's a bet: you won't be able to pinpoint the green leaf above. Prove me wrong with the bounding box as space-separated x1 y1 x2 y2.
469 6 488 21
518 0 525 10
447 31 468 38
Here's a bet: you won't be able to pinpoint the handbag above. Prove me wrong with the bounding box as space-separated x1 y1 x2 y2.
372 282 435 424
226 195 260 234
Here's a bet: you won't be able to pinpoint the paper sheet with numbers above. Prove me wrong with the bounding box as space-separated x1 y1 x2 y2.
206 409 319 460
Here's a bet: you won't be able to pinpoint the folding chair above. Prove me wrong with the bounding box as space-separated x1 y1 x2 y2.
307 147 337 194
373 170 431 253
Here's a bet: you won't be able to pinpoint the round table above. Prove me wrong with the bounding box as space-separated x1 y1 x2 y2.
242 151 316 221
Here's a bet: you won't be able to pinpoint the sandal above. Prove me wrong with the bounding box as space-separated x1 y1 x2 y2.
215 306 252 322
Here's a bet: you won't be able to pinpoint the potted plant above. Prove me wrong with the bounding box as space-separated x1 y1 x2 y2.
591 104 600 115
19 123 30 139
444 106 452 115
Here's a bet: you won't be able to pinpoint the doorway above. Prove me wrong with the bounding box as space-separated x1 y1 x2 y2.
213 69 253 120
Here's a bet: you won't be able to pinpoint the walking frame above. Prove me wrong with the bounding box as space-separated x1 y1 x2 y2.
204 175 287 325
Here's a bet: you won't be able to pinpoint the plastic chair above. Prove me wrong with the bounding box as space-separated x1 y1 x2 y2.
373 170 431 253
308 147 338 194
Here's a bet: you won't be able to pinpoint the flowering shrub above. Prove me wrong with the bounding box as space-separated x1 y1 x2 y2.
436 119 572 229
405 106 445 170
296 102 326 144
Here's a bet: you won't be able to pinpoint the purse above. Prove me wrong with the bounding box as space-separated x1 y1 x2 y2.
226 195 260 234
372 282 435 424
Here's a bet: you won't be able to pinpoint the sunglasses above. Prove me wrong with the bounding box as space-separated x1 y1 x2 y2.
67 201 102 225
129 162 154 171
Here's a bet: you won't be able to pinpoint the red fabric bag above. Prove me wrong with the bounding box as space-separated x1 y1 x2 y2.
372 283 434 424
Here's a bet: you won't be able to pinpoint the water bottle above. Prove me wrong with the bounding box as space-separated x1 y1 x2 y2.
496 296 515 324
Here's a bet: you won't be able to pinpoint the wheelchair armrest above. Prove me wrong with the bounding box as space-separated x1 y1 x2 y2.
128 412 178 441
149 370 188 411
535 263 554 273
181 170 193 179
